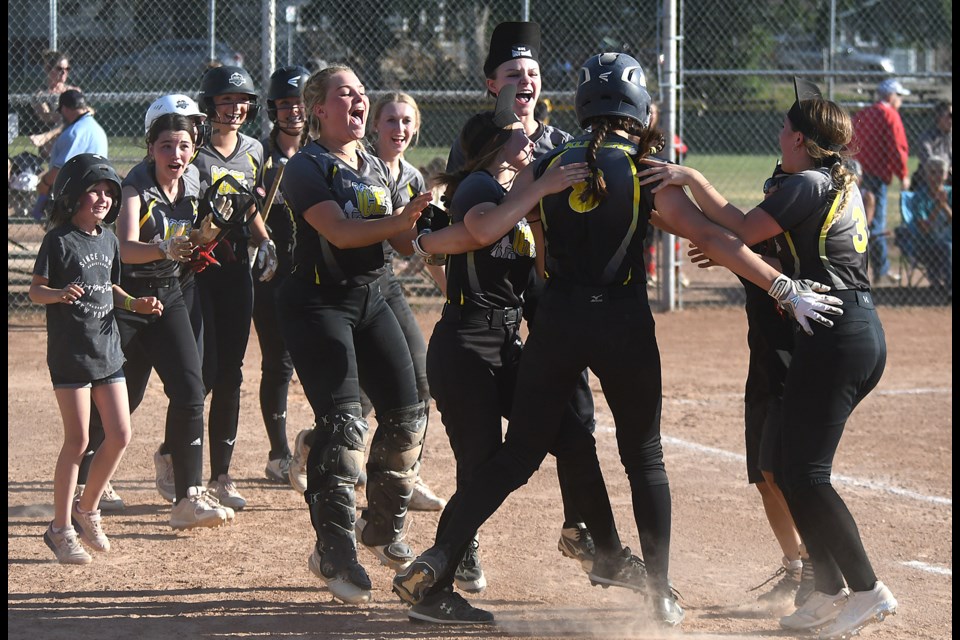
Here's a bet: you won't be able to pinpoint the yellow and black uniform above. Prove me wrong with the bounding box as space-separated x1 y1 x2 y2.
421 131 677 596
448 119 600 533
251 140 298 465
758 167 886 593
91 159 206 502
738 240 794 485
363 157 430 409
279 141 425 584
191 131 264 484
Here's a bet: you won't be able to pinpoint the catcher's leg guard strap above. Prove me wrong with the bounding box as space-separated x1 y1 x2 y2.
305 403 368 543
363 403 427 544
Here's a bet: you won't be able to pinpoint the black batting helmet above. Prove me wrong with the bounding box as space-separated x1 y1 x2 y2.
199 65 260 120
267 65 309 123
52 153 122 224
575 52 652 129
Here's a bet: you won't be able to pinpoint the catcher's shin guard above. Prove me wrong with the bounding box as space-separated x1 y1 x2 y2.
363 403 427 544
306 403 368 543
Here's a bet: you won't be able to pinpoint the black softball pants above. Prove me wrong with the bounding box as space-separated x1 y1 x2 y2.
742 316 793 484
780 291 886 595
382 265 430 401
252 271 295 460
426 306 614 593
433 283 672 592
197 261 253 480
524 272 598 526
278 275 419 436
278 275 420 546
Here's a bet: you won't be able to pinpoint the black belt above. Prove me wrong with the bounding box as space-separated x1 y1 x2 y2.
441 303 522 329
547 279 645 303
830 288 874 309
125 276 178 290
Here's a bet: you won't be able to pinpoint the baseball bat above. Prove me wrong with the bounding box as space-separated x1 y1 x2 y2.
261 157 288 225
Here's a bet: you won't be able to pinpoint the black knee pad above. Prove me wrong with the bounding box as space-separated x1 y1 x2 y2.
369 403 426 474
320 403 368 486
363 403 427 544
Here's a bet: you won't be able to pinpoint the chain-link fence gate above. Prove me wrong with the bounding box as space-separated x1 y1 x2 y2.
8 0 952 319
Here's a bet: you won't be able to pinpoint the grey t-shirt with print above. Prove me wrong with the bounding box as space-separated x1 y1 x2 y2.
33 223 124 380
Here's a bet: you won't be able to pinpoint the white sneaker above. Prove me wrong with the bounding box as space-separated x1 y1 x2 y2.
71 501 110 552
170 486 228 530
308 547 372 604
289 428 311 494
819 581 898 639
265 455 293 483
199 488 236 522
44 524 92 564
779 588 849 630
75 482 125 512
207 474 247 510
409 477 446 511
98 481 126 512
154 447 176 502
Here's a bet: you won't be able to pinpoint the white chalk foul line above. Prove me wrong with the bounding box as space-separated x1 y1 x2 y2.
901 561 952 576
594 425 952 507
874 387 952 396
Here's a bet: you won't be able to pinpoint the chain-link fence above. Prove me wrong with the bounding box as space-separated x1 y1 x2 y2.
8 1 953 318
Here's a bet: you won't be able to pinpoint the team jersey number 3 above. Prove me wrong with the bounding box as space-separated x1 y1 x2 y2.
850 205 868 254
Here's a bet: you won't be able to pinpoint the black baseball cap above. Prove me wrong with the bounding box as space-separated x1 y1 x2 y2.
483 21 540 77
57 89 87 113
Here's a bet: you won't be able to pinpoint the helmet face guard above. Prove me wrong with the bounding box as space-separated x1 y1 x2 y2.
53 153 123 224
199 174 264 231
199 65 261 122
266 66 309 124
575 52 652 129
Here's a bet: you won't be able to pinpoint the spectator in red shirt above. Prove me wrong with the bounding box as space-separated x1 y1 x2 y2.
852 78 911 283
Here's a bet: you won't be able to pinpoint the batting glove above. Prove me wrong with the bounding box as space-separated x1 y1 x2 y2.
159 236 193 262
256 239 278 282
768 274 843 336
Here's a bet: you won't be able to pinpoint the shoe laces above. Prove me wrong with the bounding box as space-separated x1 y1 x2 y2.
444 590 476 614
461 539 481 569
102 482 121 501
616 547 646 576
749 565 788 592
52 526 82 550
565 524 597 554
199 488 227 509
81 509 105 537
217 475 240 495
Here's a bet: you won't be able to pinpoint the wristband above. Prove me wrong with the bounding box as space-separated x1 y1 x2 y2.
123 296 135 312
412 231 432 259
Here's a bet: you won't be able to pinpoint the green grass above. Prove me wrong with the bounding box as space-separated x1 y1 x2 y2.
684 153 918 227
9 138 915 227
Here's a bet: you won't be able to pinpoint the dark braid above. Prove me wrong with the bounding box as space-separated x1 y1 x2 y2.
582 118 612 204
580 116 664 205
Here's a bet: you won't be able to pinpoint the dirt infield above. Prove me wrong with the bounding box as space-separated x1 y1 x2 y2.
7 305 952 640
